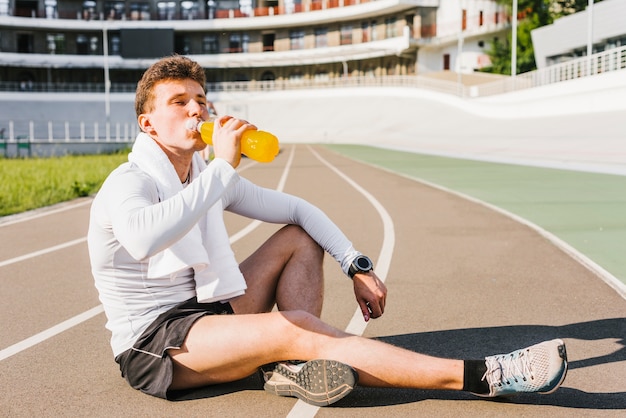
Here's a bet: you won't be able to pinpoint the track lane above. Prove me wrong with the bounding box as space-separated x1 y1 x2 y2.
1 144 624 417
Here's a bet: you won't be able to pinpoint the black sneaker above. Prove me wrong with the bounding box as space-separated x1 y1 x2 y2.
263 359 358 406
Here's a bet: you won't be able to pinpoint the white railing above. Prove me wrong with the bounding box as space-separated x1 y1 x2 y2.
471 45 626 97
0 120 138 158
206 75 467 96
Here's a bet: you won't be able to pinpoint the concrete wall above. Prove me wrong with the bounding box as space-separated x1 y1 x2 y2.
1 69 624 172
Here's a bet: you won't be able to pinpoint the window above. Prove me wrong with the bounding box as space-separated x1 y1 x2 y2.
0 0 9 16
157 1 176 20
181 0 199 19
206 0 216 19
17 33 34 53
262 33 275 52
46 33 65 54
105 1 125 19
340 25 352 45
90 36 99 54
229 33 249 53
203 34 219 54
290 30 305 50
82 0 96 20
385 17 396 38
110 35 120 55
315 28 327 48
361 22 370 42
76 34 89 55
130 2 150 20
44 0 57 18
175 34 191 55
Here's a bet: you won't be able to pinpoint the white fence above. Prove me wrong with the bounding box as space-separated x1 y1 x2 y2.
471 45 626 97
0 120 138 157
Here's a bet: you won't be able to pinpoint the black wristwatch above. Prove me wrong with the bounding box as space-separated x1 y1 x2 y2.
348 255 373 279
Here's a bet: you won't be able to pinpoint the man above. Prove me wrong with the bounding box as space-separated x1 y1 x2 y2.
88 55 567 406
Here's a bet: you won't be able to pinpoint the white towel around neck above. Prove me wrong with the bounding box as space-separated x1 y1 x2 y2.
128 133 246 303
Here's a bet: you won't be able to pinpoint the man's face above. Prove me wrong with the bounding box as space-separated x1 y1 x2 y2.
140 78 209 153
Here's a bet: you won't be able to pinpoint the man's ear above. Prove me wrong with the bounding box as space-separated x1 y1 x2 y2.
138 114 155 134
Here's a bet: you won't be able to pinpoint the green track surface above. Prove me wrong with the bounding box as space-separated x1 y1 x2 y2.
326 144 626 286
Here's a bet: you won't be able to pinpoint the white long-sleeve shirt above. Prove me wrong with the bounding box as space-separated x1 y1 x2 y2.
88 157 360 357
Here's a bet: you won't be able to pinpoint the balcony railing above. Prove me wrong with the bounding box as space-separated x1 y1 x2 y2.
472 45 626 97
2 45 624 98
8 0 374 22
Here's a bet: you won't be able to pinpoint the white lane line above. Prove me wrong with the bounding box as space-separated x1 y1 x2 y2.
0 199 93 227
286 146 395 418
0 147 296 361
0 237 87 268
0 305 104 361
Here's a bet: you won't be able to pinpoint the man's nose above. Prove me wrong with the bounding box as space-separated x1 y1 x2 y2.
188 100 205 115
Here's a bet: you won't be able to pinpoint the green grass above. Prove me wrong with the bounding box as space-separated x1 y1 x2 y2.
0 151 129 217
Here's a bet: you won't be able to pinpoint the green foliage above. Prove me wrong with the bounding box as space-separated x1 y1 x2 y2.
0 151 129 217
483 0 593 75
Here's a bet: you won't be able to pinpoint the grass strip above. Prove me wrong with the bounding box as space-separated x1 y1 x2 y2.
0 151 128 216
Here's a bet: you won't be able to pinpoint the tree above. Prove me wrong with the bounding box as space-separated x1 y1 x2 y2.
482 0 598 75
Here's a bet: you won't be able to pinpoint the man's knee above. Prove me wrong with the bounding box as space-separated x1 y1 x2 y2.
280 309 325 332
282 225 323 256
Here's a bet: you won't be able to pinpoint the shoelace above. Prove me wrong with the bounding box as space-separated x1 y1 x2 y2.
482 348 535 387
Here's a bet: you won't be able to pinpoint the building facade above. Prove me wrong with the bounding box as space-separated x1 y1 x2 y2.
531 0 626 69
0 0 508 91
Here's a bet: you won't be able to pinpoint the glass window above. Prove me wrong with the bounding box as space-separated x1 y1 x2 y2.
262 33 275 52
203 34 219 54
0 0 9 16
76 34 88 55
157 1 176 20
130 2 151 20
110 35 120 55
340 25 352 45
44 0 57 18
105 1 125 20
290 30 304 50
229 33 248 53
47 33 65 54
385 17 396 38
82 0 96 20
206 0 216 19
181 0 199 19
314 27 327 48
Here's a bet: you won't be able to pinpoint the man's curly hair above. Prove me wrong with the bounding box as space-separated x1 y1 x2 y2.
135 55 206 118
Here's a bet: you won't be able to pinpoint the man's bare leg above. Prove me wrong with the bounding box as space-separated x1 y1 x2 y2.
168 224 462 392
233 224 325 316
168 309 463 391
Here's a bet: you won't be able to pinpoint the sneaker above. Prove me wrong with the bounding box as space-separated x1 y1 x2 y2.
263 359 358 406
480 338 568 397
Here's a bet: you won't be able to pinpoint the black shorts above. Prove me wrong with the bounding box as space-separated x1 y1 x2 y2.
115 297 234 399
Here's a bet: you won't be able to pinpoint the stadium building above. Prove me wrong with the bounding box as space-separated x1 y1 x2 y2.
0 0 508 91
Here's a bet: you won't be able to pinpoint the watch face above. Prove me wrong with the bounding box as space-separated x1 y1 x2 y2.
355 256 372 271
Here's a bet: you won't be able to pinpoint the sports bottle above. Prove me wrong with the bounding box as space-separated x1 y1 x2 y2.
188 119 279 163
